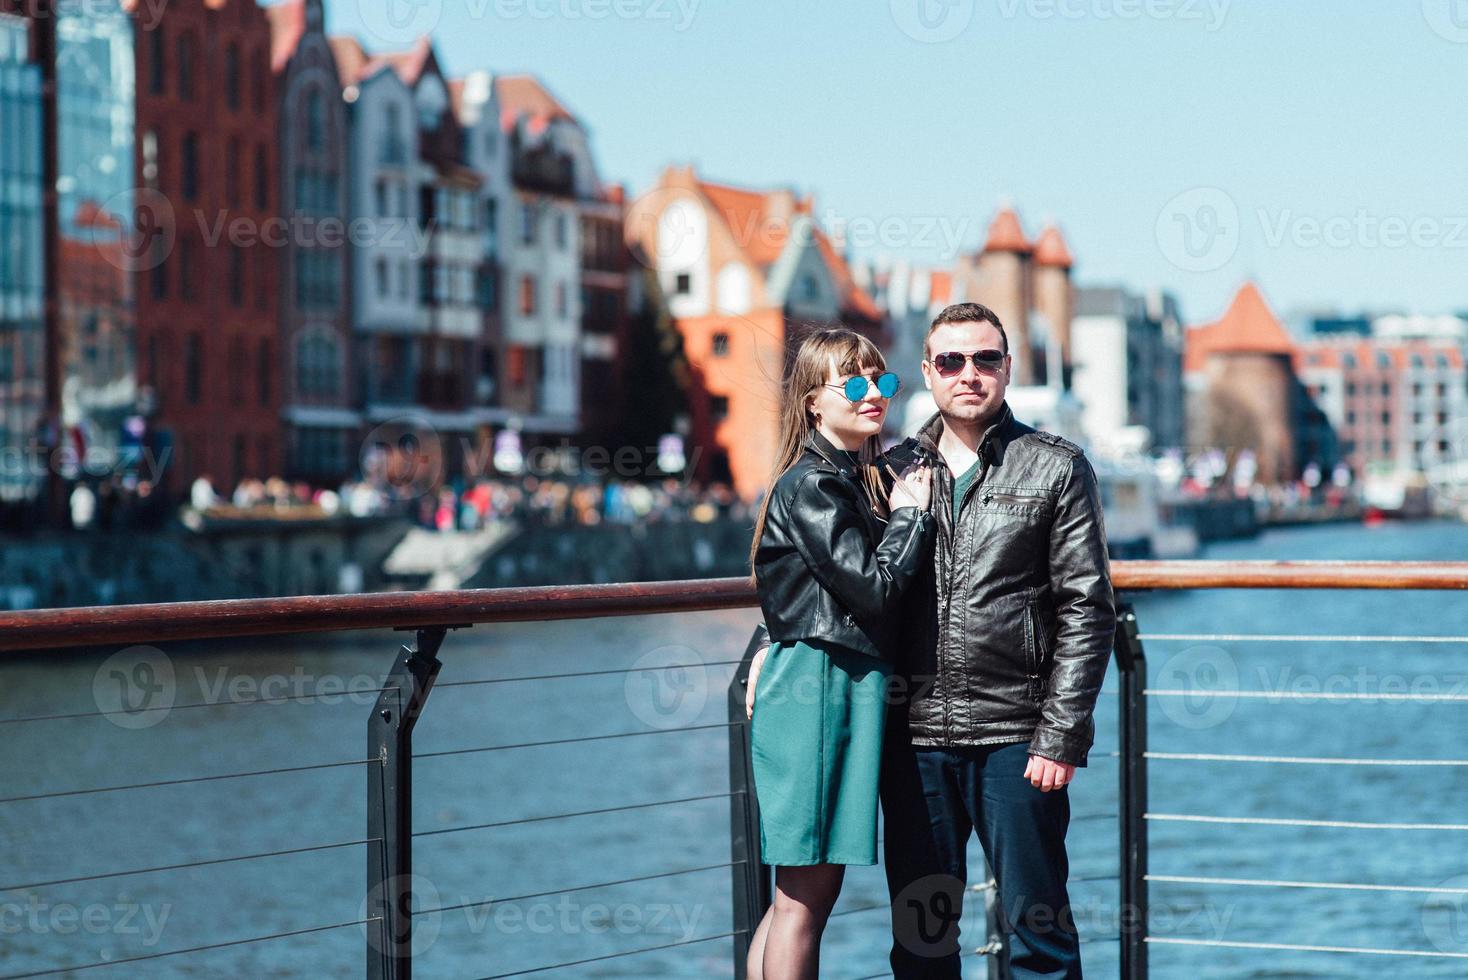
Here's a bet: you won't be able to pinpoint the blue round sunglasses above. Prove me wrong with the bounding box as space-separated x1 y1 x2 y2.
822 371 901 402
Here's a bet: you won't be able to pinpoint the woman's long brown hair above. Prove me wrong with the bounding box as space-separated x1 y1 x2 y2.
747 327 892 580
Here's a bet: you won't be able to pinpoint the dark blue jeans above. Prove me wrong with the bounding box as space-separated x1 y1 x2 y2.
880 738 1081 979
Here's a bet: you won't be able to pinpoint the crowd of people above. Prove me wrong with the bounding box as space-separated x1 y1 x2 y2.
177 472 755 531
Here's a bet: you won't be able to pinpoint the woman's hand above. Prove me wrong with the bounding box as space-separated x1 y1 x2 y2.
887 463 933 512
745 645 768 719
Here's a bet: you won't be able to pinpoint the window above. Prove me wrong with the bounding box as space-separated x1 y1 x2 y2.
225 44 240 110
555 281 567 318
258 338 272 406
151 254 168 300
177 33 194 101
375 258 389 298
185 333 201 404
554 212 567 249
801 275 819 301
711 395 730 421
148 28 166 95
225 138 241 205
375 180 388 217
484 199 498 255
229 246 243 306
518 275 536 316
255 145 269 210
181 132 198 200
520 203 538 246
230 336 246 405
712 332 730 357
674 273 691 295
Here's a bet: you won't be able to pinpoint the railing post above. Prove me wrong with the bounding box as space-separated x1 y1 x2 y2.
366 626 453 980
728 629 773 979
1113 602 1148 980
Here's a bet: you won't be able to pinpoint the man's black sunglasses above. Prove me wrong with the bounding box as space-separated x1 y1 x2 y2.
930 349 1006 376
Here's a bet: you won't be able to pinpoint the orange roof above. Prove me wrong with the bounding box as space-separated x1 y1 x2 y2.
495 74 575 131
813 228 880 322
1184 282 1295 373
1032 224 1073 267
446 78 466 118
983 206 1031 254
267 0 306 75
696 180 802 267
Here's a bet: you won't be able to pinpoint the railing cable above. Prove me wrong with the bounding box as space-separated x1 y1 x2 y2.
0 756 377 805
1147 812 1468 832
470 928 745 979
1147 872 1468 895
0 835 381 892
416 722 739 760
1146 936 1468 959
420 861 739 917
0 916 381 979
415 791 740 839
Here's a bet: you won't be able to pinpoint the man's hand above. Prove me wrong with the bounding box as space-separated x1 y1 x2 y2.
1024 754 1075 792
745 646 769 719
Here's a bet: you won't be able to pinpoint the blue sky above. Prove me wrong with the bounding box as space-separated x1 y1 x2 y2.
324 0 1468 324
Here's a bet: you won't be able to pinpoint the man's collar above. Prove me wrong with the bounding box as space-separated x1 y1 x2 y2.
915 400 1015 465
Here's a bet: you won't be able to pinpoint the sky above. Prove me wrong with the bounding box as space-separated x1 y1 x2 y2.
322 0 1468 325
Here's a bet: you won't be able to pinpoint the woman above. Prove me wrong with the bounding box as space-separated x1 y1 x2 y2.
744 328 935 980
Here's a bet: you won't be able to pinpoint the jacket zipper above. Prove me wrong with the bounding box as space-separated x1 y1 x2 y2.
982 489 1040 507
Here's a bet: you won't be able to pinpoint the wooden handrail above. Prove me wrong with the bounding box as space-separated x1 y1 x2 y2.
1 561 1467 653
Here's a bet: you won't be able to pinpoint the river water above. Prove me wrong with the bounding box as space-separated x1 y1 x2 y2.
4 519 1468 978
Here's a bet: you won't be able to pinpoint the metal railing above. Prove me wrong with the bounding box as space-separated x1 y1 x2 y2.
3 561 1468 977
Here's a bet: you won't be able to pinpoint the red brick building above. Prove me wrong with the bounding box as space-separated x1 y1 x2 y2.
131 0 281 495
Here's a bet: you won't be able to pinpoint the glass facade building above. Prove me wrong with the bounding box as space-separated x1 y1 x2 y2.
0 13 43 501
56 2 137 476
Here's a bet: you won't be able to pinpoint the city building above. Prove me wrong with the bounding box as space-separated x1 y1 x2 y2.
332 34 493 475
133 0 282 494
448 68 505 435
0 8 44 502
494 73 602 435
1071 286 1185 454
1184 282 1334 484
54 5 139 489
1296 336 1466 478
624 165 884 499
269 0 355 482
952 207 1075 388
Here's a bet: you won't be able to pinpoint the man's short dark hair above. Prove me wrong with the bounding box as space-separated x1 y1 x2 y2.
927 302 1008 356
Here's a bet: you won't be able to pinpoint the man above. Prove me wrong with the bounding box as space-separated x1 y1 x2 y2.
879 302 1115 978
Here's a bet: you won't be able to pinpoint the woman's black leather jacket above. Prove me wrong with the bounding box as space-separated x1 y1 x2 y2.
753 429 936 661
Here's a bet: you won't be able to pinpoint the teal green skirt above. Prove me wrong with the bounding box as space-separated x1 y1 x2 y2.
749 638 892 866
